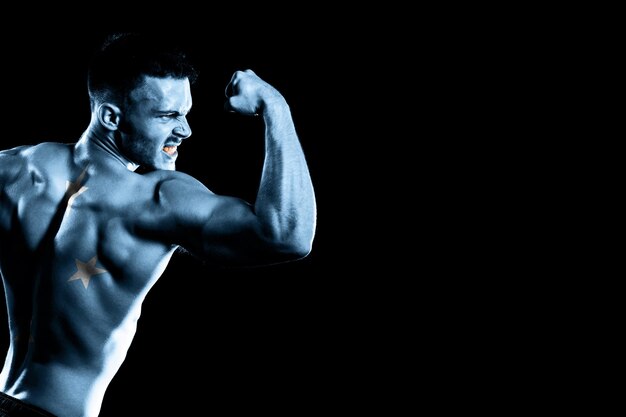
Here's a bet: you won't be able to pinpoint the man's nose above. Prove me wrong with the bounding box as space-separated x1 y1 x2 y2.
173 117 192 139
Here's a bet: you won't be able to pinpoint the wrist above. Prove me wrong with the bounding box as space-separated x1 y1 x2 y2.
260 94 288 116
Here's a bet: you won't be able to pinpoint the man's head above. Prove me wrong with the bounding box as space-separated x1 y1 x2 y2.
88 33 197 171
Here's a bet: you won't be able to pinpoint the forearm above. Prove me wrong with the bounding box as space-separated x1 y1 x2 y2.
254 99 316 256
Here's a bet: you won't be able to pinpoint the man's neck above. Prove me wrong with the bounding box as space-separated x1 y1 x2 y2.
75 125 139 172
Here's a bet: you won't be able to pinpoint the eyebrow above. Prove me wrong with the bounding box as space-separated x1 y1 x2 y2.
153 108 191 116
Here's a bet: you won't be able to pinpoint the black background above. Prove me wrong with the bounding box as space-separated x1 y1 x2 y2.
0 29 357 416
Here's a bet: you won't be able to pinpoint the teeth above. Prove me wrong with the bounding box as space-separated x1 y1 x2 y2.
163 146 177 155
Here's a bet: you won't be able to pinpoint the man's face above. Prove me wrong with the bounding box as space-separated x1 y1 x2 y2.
119 76 193 171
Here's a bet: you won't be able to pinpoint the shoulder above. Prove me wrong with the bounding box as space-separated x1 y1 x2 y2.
0 144 31 156
1 142 71 157
0 142 72 170
0 144 33 161
1 142 72 183
145 170 212 192
1 142 72 167
28 142 73 164
144 170 216 207
0 145 32 181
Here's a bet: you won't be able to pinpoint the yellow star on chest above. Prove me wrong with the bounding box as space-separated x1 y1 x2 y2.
68 256 108 289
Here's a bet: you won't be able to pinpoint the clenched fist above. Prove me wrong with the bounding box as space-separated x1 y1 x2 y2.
224 69 285 116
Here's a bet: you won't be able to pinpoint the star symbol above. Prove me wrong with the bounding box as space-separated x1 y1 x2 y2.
68 256 108 289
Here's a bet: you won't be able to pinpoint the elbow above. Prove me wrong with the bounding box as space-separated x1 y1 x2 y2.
272 235 313 261
261 219 316 262
279 237 312 261
291 238 313 259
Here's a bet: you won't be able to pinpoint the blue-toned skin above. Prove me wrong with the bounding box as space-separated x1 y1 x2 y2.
0 71 316 417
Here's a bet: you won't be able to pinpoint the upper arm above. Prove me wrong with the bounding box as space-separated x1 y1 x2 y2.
149 173 299 267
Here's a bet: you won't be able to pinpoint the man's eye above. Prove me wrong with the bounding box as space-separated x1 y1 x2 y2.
160 114 177 119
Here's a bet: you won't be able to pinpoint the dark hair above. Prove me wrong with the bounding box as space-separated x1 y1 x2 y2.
87 33 197 109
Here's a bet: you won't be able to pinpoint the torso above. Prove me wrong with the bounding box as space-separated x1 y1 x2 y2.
0 142 181 417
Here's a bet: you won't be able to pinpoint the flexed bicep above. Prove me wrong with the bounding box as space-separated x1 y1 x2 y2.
197 196 272 264
153 173 298 266
196 194 306 266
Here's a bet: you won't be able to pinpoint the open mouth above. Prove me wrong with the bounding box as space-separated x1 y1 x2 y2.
163 145 178 156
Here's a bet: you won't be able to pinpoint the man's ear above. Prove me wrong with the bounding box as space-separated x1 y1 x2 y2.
97 103 123 131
